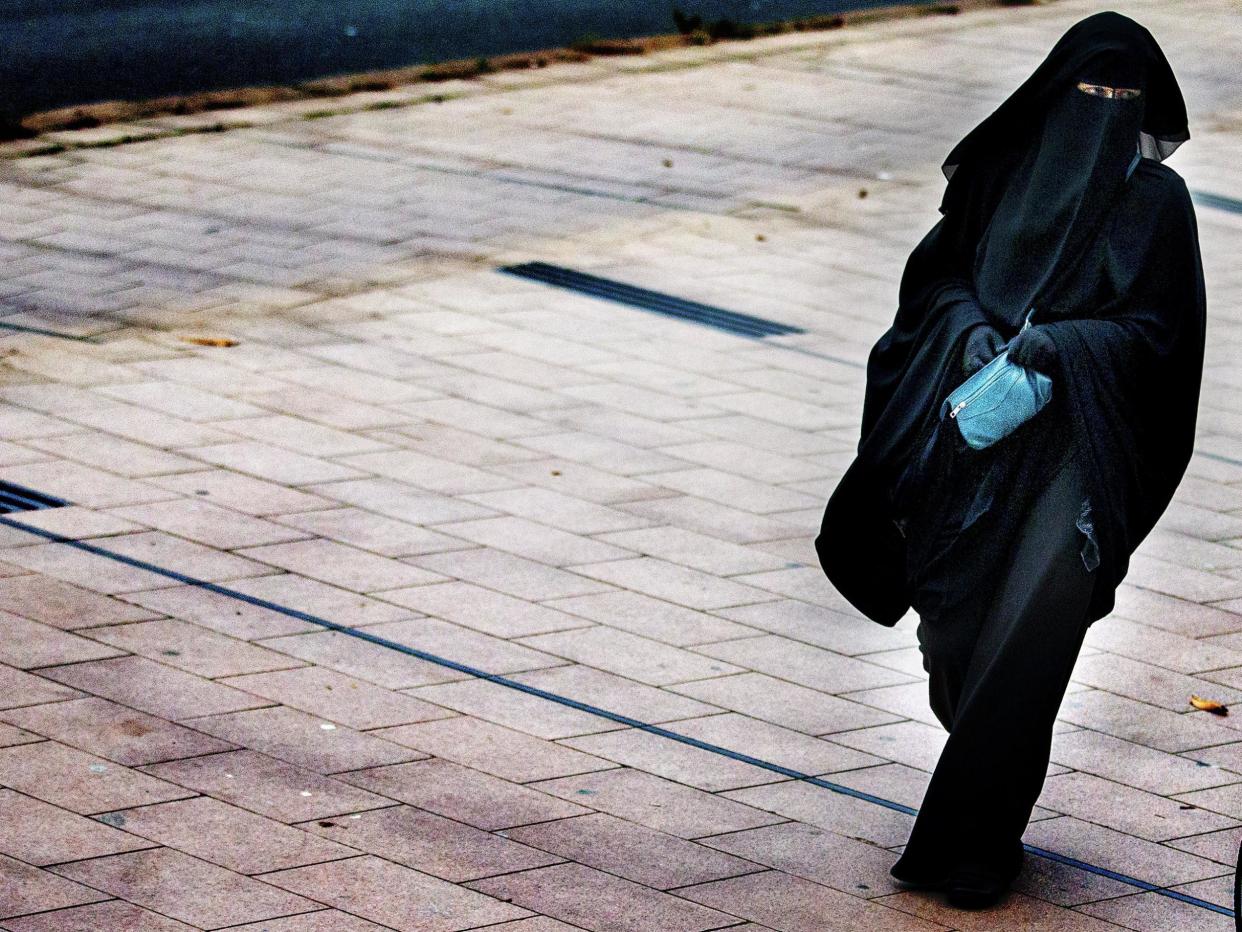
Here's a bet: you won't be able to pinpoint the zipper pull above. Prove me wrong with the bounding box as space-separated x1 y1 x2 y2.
949 401 967 419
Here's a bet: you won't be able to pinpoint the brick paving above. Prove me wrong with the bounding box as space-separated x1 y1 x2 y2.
1 0 1241 928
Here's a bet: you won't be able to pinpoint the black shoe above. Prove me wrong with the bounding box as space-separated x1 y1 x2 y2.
889 855 949 891
945 842 1024 909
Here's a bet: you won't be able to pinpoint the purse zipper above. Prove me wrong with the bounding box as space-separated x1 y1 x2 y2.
949 306 1037 420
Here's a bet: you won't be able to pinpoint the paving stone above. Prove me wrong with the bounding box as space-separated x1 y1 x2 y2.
702 821 904 898
697 635 917 694
723 780 914 848
224 912 392 932
545 590 755 646
0 575 156 629
50 848 319 930
142 750 392 822
219 414 389 457
647 468 822 515
0 741 192 815
1037 771 1239 841
304 805 561 882
374 716 612 783
0 461 176 510
239 539 445 593
379 580 589 638
508 664 717 727
593 526 788 576
619 495 802 545
479 919 587 932
1076 890 1236 932
309 477 495 526
716 598 914 656
567 556 772 610
1048 728 1237 796
0 901 198 931
224 573 416 628
0 855 108 922
467 862 735 932
1083 616 1242 676
0 664 83 709
38 655 266 720
1056 688 1239 754
519 627 741 686
222 665 451 730
408 675 618 740
489 458 666 505
878 888 1132 930
413 547 612 601
436 516 634 566
264 854 529 931
507 813 756 890
0 539 183 591
154 469 331 516
829 720 949 774
1111 584 1242 639
0 789 152 866
675 713 885 773
1022 816 1229 887
1166 825 1242 866
273 507 464 557
363 616 565 675
97 796 354 874
0 697 234 766
533 768 782 839
186 441 362 485
0 723 40 749
0 611 124 669
341 758 591 830
678 870 948 932
119 584 320 640
185 705 420 773
258 629 467 690
110 498 308 549
463 486 650 534
87 618 301 678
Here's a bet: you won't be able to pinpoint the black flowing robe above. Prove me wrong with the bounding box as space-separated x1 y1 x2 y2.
816 158 1205 628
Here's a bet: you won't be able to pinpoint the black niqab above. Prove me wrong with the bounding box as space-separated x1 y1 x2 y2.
972 55 1146 324
816 12 1206 629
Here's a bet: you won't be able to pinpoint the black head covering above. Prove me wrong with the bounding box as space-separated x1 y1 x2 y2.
946 11 1190 326
816 12 1206 630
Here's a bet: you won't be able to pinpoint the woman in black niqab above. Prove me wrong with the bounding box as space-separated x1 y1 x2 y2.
814 11 1205 908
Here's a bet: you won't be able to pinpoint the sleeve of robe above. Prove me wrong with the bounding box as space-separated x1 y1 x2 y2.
1037 166 1206 623
816 201 1001 627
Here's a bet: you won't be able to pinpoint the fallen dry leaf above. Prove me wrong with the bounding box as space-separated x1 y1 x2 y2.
1190 694 1229 716
181 336 239 347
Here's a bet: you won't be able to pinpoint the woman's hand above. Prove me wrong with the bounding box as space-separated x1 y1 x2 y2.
962 324 1006 375
1007 325 1057 373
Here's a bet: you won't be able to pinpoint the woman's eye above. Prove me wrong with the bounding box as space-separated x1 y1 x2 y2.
1076 82 1142 100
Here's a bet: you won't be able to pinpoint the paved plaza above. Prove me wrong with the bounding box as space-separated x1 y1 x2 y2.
2 0 1242 928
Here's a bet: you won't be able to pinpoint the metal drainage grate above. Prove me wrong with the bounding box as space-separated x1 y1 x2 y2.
0 482 68 515
499 261 805 340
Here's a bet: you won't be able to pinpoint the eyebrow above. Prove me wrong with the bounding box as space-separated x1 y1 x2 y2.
1077 82 1142 99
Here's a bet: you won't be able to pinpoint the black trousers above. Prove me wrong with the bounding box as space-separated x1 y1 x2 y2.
892 449 1098 878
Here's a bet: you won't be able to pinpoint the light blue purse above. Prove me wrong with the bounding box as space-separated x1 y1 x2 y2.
942 308 1052 450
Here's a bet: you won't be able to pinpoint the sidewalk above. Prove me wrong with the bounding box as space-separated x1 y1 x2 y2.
2 0 1242 928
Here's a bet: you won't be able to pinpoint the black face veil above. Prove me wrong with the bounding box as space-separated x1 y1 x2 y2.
949 11 1189 327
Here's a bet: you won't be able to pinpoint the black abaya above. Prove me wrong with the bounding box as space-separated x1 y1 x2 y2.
812 10 1207 898
892 449 1097 882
